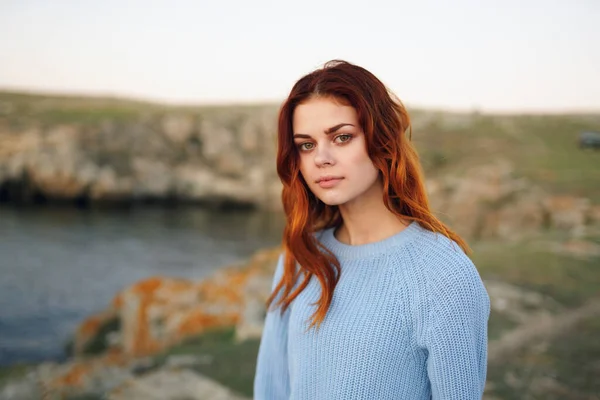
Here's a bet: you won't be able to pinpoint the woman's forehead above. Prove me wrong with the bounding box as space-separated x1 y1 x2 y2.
292 98 358 133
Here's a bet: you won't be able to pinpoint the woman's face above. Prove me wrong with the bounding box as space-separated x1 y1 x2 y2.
292 96 380 207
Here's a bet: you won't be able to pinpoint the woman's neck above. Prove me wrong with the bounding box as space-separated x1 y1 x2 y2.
335 181 410 246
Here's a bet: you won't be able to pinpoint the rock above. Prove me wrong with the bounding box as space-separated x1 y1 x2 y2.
74 309 119 355
542 196 591 235
234 248 282 341
215 148 247 177
161 114 196 143
235 272 272 342
588 204 600 225
485 280 563 324
428 160 598 240
88 166 133 201
131 158 173 198
480 188 546 240
239 117 260 153
0 368 42 400
0 355 241 400
129 357 158 375
41 354 132 397
429 160 541 239
0 105 279 209
0 354 132 400
198 118 235 161
108 369 248 400
552 240 600 259
73 247 281 359
164 354 212 369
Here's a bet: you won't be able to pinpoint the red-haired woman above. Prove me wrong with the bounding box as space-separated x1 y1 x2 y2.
254 60 490 400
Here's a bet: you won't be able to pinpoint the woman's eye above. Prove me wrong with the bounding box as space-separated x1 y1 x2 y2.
335 134 352 143
300 142 314 151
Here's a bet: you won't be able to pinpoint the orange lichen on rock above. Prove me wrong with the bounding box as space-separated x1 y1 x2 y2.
175 308 239 338
130 276 164 296
197 279 242 305
78 316 103 337
72 246 282 360
51 363 92 387
45 352 129 396
133 293 153 356
112 292 123 308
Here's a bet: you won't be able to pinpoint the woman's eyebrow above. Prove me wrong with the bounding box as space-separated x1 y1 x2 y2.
293 123 355 139
325 123 354 134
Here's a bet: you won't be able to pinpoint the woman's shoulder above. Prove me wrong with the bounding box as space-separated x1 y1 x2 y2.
421 227 470 258
390 224 482 286
414 228 487 302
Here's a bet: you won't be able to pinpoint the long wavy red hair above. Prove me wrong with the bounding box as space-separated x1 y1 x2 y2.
268 60 469 329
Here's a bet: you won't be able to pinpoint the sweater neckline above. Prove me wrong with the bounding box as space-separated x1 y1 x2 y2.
319 221 421 260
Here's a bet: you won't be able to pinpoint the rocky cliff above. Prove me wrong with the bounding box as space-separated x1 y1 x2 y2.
2 92 599 235
0 92 282 210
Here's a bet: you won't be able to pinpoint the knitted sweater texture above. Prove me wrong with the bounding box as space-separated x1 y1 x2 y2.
254 221 490 399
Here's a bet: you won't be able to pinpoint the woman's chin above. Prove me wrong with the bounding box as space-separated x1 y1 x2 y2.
316 193 349 207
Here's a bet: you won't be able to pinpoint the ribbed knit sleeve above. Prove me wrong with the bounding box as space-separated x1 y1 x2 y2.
421 253 490 400
253 254 291 400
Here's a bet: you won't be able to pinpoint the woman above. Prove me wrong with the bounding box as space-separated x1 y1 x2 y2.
254 60 490 399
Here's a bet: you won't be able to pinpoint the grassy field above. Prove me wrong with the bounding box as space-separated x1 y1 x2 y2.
0 90 276 129
0 91 158 126
412 111 600 203
486 312 600 399
472 238 600 308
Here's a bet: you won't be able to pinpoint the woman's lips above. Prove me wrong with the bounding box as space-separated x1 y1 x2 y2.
317 178 343 188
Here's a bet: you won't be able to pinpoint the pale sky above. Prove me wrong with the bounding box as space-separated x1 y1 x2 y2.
1 0 599 112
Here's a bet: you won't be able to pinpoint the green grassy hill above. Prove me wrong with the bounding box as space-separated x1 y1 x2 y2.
411 111 600 202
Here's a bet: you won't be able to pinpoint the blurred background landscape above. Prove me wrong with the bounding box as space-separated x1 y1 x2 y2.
0 1 599 399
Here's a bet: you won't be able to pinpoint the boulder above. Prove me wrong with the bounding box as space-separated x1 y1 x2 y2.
427 160 598 240
73 247 281 358
542 196 591 235
108 369 248 400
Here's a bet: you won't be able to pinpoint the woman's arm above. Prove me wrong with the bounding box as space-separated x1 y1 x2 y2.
423 256 490 399
253 254 291 399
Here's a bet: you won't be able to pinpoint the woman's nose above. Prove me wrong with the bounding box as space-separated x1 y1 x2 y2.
314 144 335 167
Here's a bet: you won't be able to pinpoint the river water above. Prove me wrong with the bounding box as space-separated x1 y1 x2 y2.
0 206 285 366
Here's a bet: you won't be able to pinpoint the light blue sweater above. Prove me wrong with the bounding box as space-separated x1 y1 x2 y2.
254 221 490 399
